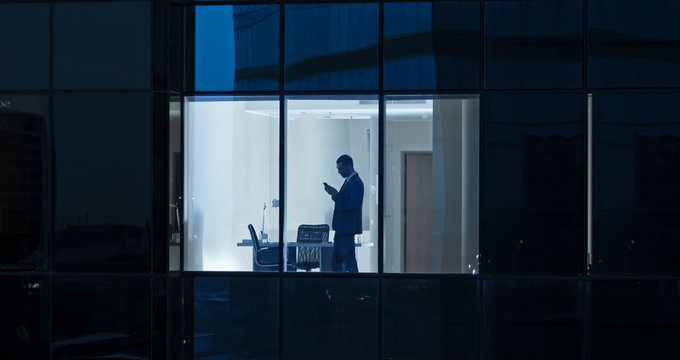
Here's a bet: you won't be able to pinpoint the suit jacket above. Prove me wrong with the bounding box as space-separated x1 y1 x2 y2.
331 173 364 235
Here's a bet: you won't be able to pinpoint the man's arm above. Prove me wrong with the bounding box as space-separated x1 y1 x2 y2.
332 178 363 209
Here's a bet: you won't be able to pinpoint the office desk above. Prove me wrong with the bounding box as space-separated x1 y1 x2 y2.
237 240 371 271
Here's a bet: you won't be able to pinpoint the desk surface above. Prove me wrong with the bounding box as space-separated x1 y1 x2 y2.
237 239 371 247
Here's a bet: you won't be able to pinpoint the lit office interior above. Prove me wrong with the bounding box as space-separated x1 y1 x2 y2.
4 0 680 359
181 95 478 274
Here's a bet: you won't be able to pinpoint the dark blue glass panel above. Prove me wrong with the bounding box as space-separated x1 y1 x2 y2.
384 1 480 90
589 0 680 88
53 94 152 272
54 2 151 89
481 93 585 274
285 3 379 90
483 279 583 360
194 277 279 359
0 94 49 271
0 277 48 358
52 276 151 359
485 0 583 89
590 280 680 359
0 4 49 90
167 276 184 360
283 277 378 359
383 279 478 360
592 93 680 274
195 5 279 91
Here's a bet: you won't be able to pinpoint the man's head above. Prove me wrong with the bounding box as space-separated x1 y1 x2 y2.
336 154 354 178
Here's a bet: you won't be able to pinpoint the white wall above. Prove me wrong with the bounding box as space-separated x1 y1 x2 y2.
184 99 279 271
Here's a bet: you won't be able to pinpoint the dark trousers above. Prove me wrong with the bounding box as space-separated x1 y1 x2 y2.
331 233 358 273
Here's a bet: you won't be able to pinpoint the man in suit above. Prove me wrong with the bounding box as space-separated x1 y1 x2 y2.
323 154 363 272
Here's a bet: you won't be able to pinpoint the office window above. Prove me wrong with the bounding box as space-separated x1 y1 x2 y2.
184 96 279 271
482 279 584 360
0 94 49 271
384 1 480 90
384 95 479 274
0 276 48 358
482 93 585 275
589 0 680 88
283 277 378 359
194 277 279 359
285 3 379 90
54 2 151 89
195 5 279 91
590 280 680 359
285 96 378 273
382 279 479 360
53 93 152 272
52 276 150 359
484 0 583 89
0 4 49 90
592 93 680 275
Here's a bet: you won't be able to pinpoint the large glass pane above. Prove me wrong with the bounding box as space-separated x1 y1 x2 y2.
283 277 378 359
382 279 479 360
52 276 151 359
0 4 49 90
590 280 680 359
285 96 378 272
53 93 152 272
54 2 151 89
592 93 680 275
194 277 279 359
184 96 279 271
484 0 583 89
482 93 585 275
384 95 479 274
482 279 584 360
0 94 49 271
0 276 49 358
285 3 379 90
384 1 480 90
195 5 279 91
589 0 680 88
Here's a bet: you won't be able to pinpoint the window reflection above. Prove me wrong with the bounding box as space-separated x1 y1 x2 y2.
484 0 583 89
195 5 279 91
285 3 379 90
285 96 379 272
0 4 49 90
194 277 278 359
184 96 279 271
384 95 480 273
589 0 680 88
0 95 48 271
384 1 481 90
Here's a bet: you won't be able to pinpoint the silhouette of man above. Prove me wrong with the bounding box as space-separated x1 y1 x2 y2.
323 154 363 273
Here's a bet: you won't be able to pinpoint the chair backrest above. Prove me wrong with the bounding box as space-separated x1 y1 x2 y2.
248 224 260 254
296 224 329 271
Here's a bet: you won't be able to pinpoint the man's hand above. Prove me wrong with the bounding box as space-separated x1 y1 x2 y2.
323 182 338 196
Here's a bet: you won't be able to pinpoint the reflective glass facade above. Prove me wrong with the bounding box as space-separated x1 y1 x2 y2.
2 1 680 359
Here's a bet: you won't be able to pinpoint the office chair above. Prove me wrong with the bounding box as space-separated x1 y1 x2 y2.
248 224 278 271
295 224 329 271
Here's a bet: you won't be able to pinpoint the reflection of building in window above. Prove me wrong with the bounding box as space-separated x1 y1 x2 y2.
0 111 44 269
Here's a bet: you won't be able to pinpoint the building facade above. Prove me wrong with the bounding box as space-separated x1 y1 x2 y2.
1 0 680 359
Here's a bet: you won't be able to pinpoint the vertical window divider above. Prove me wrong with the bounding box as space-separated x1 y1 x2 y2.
378 1 385 358
278 3 285 360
